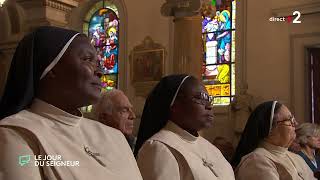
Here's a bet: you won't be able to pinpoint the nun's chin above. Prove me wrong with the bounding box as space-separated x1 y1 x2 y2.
88 91 101 104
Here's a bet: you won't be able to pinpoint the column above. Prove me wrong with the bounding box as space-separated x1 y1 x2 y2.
161 0 202 78
173 15 202 78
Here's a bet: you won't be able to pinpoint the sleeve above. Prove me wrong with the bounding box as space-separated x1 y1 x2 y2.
235 153 279 180
0 127 43 180
136 140 180 180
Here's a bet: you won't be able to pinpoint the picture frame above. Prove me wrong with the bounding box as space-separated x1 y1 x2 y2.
129 36 166 97
131 48 165 83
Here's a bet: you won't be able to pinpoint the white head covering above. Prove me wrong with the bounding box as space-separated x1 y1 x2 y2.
40 33 80 79
170 75 190 107
269 101 278 133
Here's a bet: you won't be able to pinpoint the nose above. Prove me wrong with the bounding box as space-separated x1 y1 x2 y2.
95 69 103 78
94 61 103 78
205 102 213 110
129 108 136 120
292 118 298 127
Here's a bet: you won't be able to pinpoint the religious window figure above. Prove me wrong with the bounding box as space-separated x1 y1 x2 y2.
81 1 120 113
83 0 120 92
201 0 236 105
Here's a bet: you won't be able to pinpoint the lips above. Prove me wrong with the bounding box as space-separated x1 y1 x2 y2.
207 115 214 121
91 82 102 90
126 122 134 127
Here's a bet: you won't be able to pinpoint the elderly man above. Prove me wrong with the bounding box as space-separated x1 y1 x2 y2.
94 89 136 150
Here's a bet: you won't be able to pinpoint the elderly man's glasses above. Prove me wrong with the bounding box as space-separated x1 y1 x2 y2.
276 116 297 127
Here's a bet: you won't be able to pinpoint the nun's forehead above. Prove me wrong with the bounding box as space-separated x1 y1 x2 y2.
69 35 90 46
179 79 204 95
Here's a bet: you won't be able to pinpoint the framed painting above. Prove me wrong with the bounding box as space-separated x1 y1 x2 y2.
131 48 164 83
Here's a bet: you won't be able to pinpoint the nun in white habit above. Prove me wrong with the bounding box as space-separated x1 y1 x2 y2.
0 26 142 180
135 74 235 180
232 101 316 180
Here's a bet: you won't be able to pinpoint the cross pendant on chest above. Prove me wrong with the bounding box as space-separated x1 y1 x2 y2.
84 146 106 167
202 158 218 177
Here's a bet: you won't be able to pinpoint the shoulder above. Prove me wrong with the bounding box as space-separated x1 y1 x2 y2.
0 110 55 133
238 148 277 169
82 117 123 136
0 126 30 143
81 118 129 148
0 111 42 150
0 126 43 179
288 151 303 158
137 139 179 164
288 151 317 179
138 139 173 156
137 140 181 180
236 149 279 180
288 151 313 168
288 151 307 163
0 125 39 155
0 110 42 125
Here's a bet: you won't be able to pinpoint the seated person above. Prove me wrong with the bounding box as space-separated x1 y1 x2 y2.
232 101 315 180
0 26 142 180
135 74 235 180
93 89 137 150
296 123 320 172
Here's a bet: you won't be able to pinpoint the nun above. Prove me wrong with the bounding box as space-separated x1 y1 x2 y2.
135 74 235 180
232 101 316 180
0 26 142 180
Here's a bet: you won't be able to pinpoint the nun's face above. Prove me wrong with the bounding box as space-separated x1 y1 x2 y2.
268 105 297 147
53 36 101 106
176 81 214 133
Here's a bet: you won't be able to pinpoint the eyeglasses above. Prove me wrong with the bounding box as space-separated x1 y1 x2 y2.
190 92 214 106
276 115 297 127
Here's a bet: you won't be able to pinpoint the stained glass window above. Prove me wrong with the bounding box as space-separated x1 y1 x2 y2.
81 1 119 113
83 0 119 92
201 0 236 105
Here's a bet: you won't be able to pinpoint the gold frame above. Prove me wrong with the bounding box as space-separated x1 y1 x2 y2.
131 48 165 83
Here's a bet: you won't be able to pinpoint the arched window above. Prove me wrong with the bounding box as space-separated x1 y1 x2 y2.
81 1 119 113
83 1 119 91
201 0 236 105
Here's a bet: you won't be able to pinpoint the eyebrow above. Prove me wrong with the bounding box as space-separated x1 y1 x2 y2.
81 49 96 56
117 105 133 109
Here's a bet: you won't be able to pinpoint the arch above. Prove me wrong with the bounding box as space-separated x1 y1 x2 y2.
84 1 120 91
69 0 128 91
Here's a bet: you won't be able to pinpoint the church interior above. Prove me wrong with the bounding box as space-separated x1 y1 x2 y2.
0 0 320 150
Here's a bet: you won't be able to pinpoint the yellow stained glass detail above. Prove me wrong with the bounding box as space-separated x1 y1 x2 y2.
213 97 230 105
205 84 230 97
231 64 235 95
217 64 230 83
